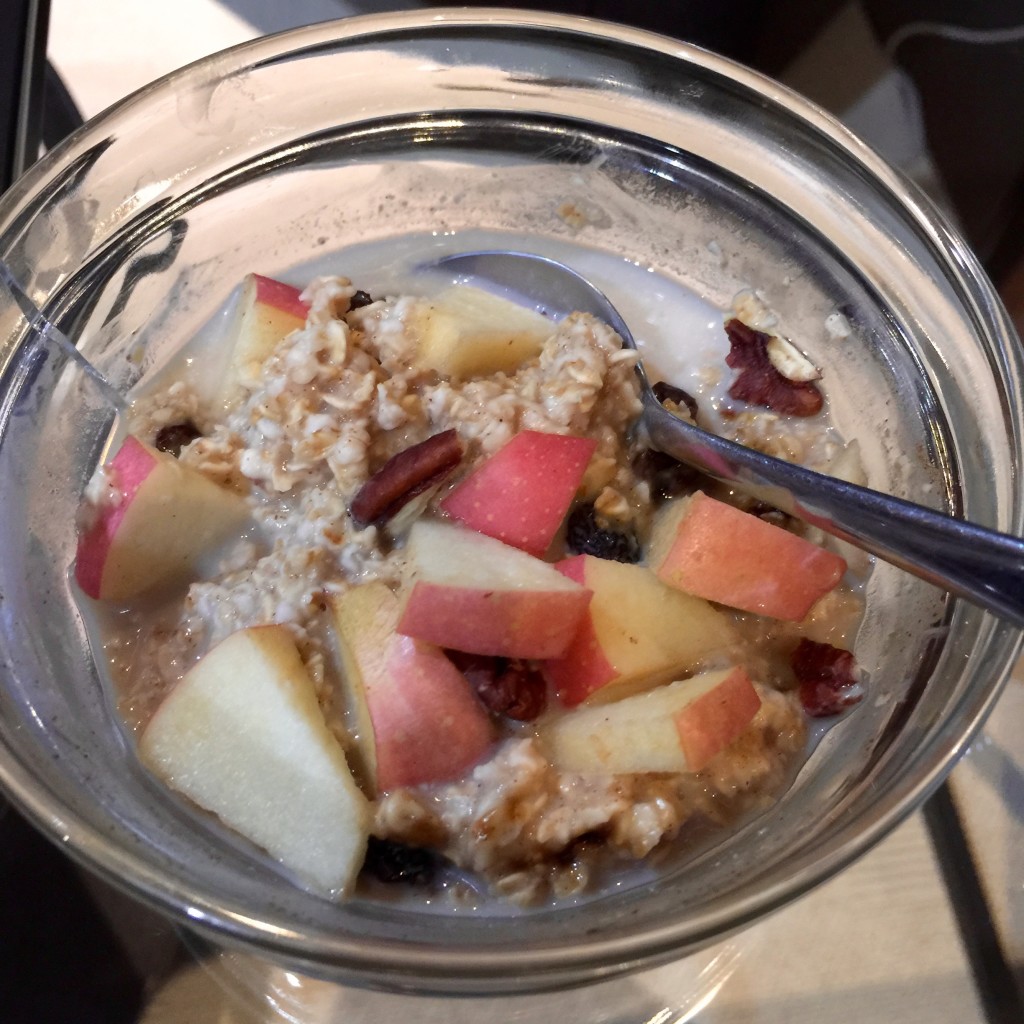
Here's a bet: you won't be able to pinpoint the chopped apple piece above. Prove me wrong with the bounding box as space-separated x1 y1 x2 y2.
650 491 846 621
74 435 248 601
410 285 553 378
397 520 591 659
543 555 738 707
540 666 762 775
139 625 370 896
441 430 597 556
332 582 494 793
217 273 309 405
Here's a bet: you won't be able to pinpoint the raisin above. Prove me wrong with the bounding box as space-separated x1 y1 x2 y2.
725 318 823 417
652 380 699 421
348 289 374 310
362 837 438 885
478 660 547 721
153 421 202 457
565 502 641 563
792 638 862 717
632 448 699 501
447 651 547 721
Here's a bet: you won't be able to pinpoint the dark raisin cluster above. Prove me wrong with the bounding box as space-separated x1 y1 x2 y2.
348 289 375 311
361 837 438 885
565 502 641 564
153 421 202 458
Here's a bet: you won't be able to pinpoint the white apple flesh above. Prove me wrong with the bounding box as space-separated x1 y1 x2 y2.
332 582 494 794
540 666 762 775
397 520 592 659
543 555 739 707
74 435 249 601
410 284 553 378
140 625 370 897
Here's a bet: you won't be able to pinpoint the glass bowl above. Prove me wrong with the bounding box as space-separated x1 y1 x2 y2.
0 8 1020 996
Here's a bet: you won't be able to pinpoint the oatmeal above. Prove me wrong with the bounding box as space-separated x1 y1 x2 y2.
75 266 863 904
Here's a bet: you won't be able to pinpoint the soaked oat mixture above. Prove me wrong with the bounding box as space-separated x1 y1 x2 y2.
95 272 860 905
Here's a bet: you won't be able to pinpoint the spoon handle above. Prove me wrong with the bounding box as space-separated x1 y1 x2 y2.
644 394 1024 628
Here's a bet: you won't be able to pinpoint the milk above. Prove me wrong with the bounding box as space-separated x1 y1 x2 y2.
146 228 727 411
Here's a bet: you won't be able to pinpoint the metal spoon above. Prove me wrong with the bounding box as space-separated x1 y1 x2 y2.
430 249 1024 629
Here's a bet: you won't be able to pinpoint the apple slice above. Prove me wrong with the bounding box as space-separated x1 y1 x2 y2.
75 435 249 601
540 666 762 775
397 519 591 659
217 273 309 405
650 491 847 621
139 625 370 896
543 555 738 707
332 582 494 794
410 285 553 378
440 430 597 556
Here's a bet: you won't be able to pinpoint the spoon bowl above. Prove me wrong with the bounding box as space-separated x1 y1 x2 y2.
432 250 1024 628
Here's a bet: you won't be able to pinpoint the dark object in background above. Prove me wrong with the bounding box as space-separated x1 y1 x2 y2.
0 0 50 192
859 0 1024 283
424 0 772 64
0 804 144 1024
429 0 1024 288
0 1 82 193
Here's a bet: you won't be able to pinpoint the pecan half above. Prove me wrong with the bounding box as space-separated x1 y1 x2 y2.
725 319 823 417
792 637 862 717
350 430 463 528
766 334 821 382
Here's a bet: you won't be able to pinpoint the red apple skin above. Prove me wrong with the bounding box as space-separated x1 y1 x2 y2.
242 275 309 355
652 491 847 621
216 274 309 405
440 431 597 556
74 435 154 599
674 667 762 772
371 635 495 792
333 582 495 793
75 436 248 601
398 581 590 660
396 520 592 659
252 273 309 321
546 555 616 704
544 555 738 707
540 666 762 775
